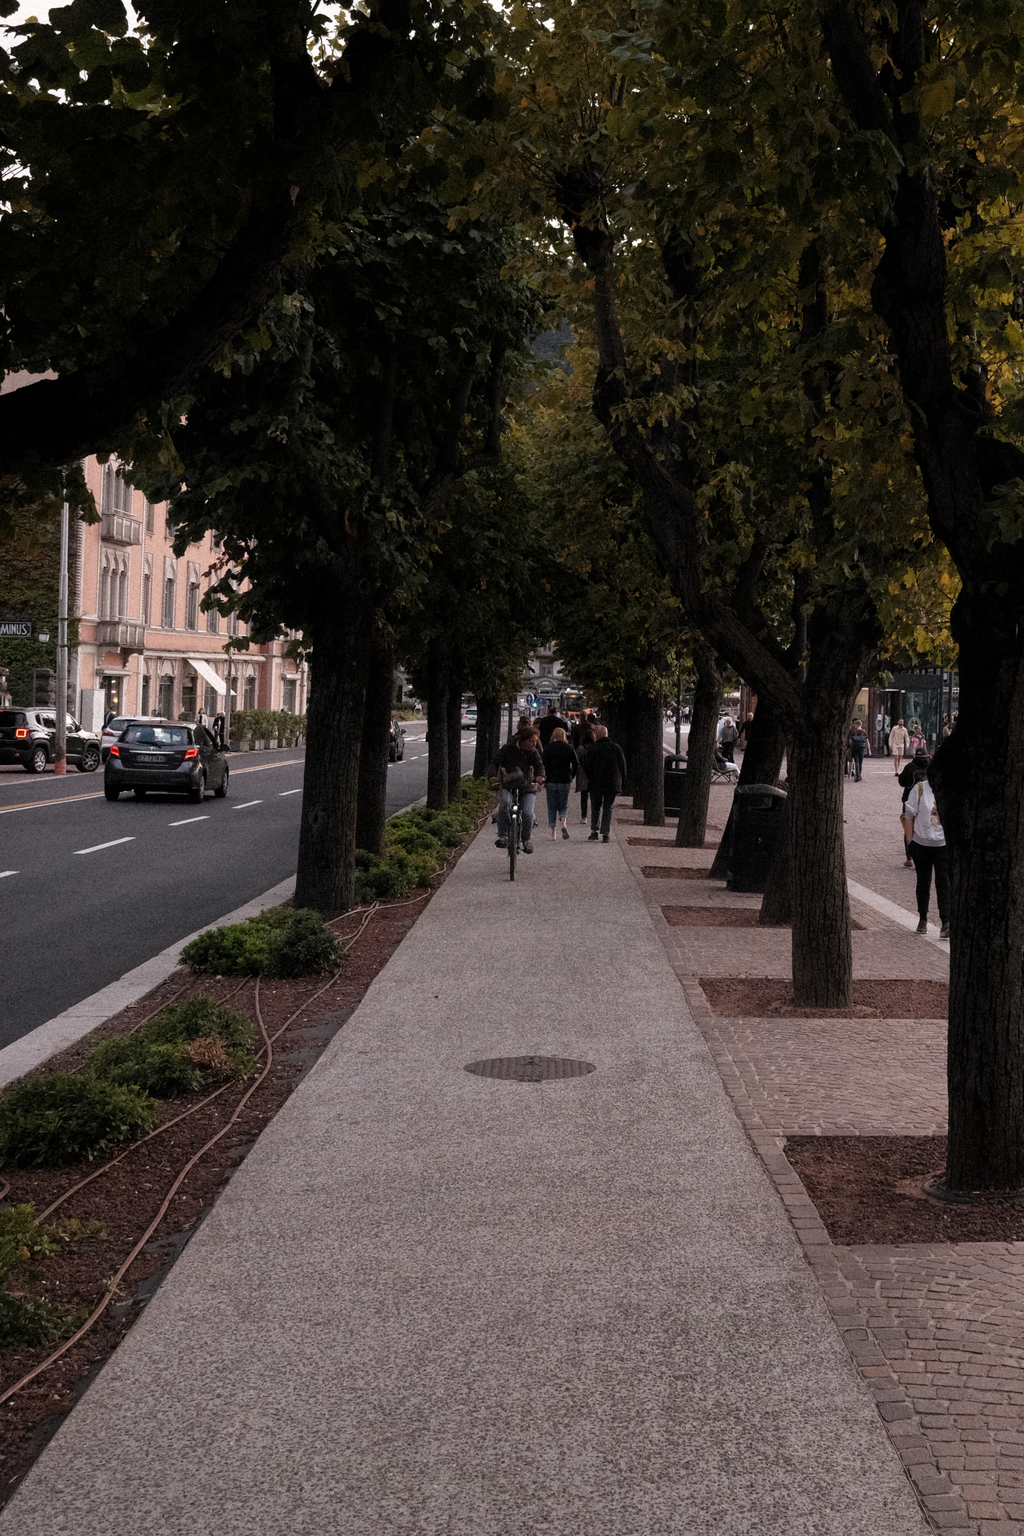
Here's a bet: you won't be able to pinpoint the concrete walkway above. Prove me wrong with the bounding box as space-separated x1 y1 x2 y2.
0 792 926 1534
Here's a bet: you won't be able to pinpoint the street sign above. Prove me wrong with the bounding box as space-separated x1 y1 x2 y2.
0 620 31 637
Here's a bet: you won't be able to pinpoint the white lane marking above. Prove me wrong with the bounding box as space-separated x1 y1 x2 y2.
0 870 18 879
169 816 210 827
278 788 302 796
233 800 263 810
408 755 421 760
73 837 136 856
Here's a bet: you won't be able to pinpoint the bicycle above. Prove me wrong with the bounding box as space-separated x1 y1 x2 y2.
506 785 523 881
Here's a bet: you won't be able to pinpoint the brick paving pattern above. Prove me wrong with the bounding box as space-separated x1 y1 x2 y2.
614 763 1024 1534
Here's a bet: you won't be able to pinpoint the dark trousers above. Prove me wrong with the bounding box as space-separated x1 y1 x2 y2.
579 789 588 819
910 842 949 922
590 789 615 836
851 748 865 780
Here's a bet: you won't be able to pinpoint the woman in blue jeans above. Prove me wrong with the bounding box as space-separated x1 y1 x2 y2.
542 728 580 840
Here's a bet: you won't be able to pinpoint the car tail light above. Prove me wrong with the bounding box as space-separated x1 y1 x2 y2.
183 747 198 759
14 727 28 739
108 744 119 757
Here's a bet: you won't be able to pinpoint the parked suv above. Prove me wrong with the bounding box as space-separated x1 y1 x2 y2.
0 709 101 774
389 718 406 762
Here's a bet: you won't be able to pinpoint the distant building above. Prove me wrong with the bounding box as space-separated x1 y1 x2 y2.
73 456 308 726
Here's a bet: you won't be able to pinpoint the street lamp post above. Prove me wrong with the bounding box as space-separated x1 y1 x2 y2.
54 497 70 774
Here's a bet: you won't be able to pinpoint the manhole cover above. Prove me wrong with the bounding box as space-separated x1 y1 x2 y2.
464 1055 596 1083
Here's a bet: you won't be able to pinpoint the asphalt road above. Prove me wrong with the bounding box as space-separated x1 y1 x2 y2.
0 725 479 1046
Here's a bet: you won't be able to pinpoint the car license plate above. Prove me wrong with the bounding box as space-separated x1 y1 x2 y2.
142 754 166 764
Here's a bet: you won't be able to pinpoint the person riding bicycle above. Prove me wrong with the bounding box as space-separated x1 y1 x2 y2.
494 725 545 854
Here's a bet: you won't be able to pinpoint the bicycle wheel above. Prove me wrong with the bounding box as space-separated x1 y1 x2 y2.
508 803 519 881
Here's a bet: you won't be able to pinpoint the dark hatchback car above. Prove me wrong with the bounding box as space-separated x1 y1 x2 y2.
0 709 101 773
104 722 229 802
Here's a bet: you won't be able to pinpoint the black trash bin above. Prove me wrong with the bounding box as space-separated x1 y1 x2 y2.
663 754 687 818
727 783 788 893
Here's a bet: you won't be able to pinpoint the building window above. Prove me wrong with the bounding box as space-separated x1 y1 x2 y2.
203 682 219 717
142 571 152 625
102 463 132 515
162 576 175 628
228 610 238 637
282 678 296 713
181 674 197 719
140 675 150 715
118 565 128 619
185 582 199 630
206 605 218 634
158 674 174 717
243 675 256 710
145 500 155 535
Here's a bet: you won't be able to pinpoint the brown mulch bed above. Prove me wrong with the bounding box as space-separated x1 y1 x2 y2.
641 865 716 880
786 1136 1024 1244
699 976 948 1019
663 906 761 927
0 811 489 1508
628 837 720 849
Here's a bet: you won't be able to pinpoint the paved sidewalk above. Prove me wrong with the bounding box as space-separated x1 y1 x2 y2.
0 796 925 1534
622 760 1024 1535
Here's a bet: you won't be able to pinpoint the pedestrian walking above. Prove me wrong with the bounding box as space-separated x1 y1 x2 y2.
718 716 738 762
898 748 931 867
847 718 870 780
735 712 755 753
888 717 910 774
537 702 571 749
585 724 627 842
542 728 579 840
908 723 927 755
902 763 950 938
574 722 594 822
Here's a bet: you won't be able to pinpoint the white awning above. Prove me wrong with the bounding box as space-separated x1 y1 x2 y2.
189 658 226 696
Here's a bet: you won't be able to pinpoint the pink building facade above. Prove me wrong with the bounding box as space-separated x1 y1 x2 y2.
73 456 309 726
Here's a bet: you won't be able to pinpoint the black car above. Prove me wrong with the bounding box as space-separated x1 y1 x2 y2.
104 721 229 802
389 718 406 762
0 708 101 774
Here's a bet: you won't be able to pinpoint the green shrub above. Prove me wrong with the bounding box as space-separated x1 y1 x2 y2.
0 1076 158 1168
180 907 346 977
86 997 255 1097
351 776 493 903
0 1205 98 1346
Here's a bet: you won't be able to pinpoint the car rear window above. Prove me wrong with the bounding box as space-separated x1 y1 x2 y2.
0 712 26 727
106 718 128 733
124 725 189 746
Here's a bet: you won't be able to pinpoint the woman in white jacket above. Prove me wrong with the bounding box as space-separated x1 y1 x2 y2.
903 774 949 939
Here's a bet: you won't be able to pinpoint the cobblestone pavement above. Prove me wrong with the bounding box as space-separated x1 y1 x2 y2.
616 772 1024 1535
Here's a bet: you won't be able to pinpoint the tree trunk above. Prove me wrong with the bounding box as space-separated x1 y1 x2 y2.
606 688 641 800
294 597 371 918
355 625 393 858
709 695 786 877
640 689 666 825
787 718 852 1008
426 635 449 811
676 643 721 847
447 683 463 803
933 614 1024 1190
473 694 502 778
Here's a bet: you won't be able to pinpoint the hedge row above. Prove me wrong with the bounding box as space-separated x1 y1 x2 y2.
229 709 306 745
354 776 492 904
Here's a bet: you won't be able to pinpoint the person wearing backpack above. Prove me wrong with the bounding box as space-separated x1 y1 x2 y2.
902 759 949 938
898 748 931 866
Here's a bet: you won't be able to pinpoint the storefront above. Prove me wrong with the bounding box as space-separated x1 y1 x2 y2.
868 669 958 753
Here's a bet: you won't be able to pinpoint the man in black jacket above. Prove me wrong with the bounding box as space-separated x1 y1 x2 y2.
537 702 571 749
586 724 627 842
